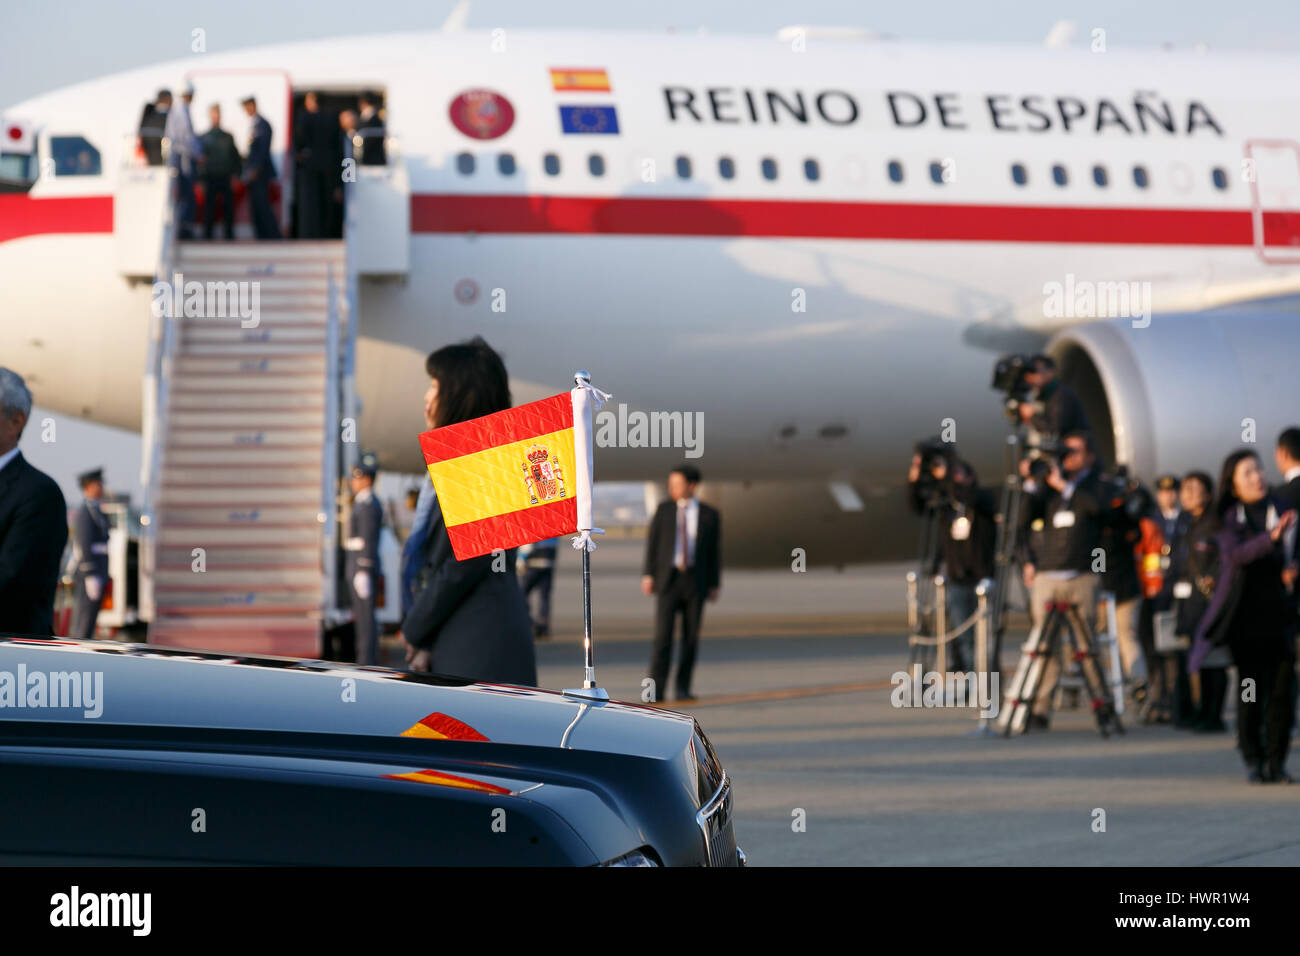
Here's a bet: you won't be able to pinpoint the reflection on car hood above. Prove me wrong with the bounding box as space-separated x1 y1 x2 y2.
0 638 696 760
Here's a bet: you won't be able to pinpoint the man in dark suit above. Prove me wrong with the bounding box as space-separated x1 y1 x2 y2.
293 92 339 238
0 368 68 637
199 103 241 240
642 464 721 701
137 89 170 166
357 92 386 165
1274 427 1300 635
240 96 281 239
346 456 384 665
70 468 110 640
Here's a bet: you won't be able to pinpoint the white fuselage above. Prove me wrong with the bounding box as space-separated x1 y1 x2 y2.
4 30 1300 560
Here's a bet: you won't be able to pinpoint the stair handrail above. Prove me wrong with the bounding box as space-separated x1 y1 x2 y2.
322 261 342 628
138 167 179 625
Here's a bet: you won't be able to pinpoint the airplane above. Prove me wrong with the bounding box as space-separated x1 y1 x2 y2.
4 25 1300 573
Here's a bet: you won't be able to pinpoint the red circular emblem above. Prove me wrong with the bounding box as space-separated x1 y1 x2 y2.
448 90 515 140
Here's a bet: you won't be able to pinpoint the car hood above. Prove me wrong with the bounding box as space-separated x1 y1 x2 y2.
0 638 697 761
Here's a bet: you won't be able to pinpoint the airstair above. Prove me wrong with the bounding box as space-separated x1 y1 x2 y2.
140 239 357 656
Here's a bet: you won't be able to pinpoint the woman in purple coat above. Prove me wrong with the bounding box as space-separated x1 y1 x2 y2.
1188 450 1298 783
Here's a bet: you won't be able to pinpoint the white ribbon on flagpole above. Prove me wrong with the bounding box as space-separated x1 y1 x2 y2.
570 374 611 552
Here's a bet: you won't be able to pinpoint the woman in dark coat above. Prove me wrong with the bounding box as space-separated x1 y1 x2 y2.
1188 450 1297 783
1170 472 1229 732
397 337 537 686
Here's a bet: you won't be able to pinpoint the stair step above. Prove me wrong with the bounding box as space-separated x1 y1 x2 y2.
178 344 330 359
179 316 330 330
170 378 327 396
177 240 342 261
156 592 320 612
159 502 325 522
148 616 321 657
167 391 325 411
159 485 319 505
161 465 322 483
173 356 326 374
162 448 324 466
167 409 325 428
155 566 321 586
165 428 326 448
159 525 323 546
157 550 318 568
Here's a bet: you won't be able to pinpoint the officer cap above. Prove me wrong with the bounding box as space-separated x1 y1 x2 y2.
1155 474 1180 492
77 467 104 488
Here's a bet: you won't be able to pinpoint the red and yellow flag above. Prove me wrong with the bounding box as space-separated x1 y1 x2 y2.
419 393 578 560
549 67 611 92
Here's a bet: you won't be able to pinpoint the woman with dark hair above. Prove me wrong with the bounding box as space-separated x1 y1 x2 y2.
1188 450 1297 782
397 337 537 686
1171 472 1229 731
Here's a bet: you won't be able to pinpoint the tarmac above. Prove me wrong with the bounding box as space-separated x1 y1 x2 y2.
529 538 1300 866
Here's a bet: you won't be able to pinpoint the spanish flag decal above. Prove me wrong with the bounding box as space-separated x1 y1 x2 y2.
419 392 580 560
401 712 490 741
550 67 611 92
385 769 512 794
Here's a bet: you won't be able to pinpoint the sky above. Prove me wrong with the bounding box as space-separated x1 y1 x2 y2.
4 0 1298 106
6 0 1298 502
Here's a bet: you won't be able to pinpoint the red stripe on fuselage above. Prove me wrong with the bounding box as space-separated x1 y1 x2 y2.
411 193 1271 245
0 191 1288 246
0 194 113 243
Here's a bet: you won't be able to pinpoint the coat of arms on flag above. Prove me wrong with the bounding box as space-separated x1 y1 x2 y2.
419 380 609 561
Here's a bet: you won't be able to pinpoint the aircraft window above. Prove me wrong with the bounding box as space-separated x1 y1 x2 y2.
1211 167 1228 190
1052 164 1068 186
455 152 475 175
0 153 35 182
543 153 560 176
718 156 735 179
588 153 605 177
761 157 778 180
1092 165 1108 187
676 155 691 179
1011 163 1027 186
887 160 903 183
51 135 101 176
498 153 516 176
1133 165 1149 188
929 161 946 185
804 159 820 181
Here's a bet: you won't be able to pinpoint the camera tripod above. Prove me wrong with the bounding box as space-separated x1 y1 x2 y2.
998 599 1124 737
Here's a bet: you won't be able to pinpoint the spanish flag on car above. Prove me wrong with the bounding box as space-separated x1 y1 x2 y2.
419 380 608 560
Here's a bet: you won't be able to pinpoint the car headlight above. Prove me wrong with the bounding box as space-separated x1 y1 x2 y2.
600 848 660 867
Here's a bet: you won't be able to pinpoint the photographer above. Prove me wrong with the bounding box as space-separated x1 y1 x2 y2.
1018 354 1089 443
908 446 997 671
1017 429 1105 726
1093 467 1153 703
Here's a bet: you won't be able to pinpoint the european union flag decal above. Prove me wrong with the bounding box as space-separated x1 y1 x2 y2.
559 105 620 134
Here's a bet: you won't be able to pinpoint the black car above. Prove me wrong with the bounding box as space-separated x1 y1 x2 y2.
0 637 743 866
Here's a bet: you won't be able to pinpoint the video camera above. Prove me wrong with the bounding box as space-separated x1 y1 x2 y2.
990 353 1039 422
912 437 953 509
1099 464 1154 524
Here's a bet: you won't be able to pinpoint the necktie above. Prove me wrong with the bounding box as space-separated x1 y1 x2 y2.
676 506 687 571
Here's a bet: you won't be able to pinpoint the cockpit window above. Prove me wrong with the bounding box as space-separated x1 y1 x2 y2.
51 135 101 176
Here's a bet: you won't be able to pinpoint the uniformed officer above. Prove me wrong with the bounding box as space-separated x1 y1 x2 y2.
70 468 110 640
346 455 383 665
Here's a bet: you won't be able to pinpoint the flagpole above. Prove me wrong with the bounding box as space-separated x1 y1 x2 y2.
564 370 609 702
